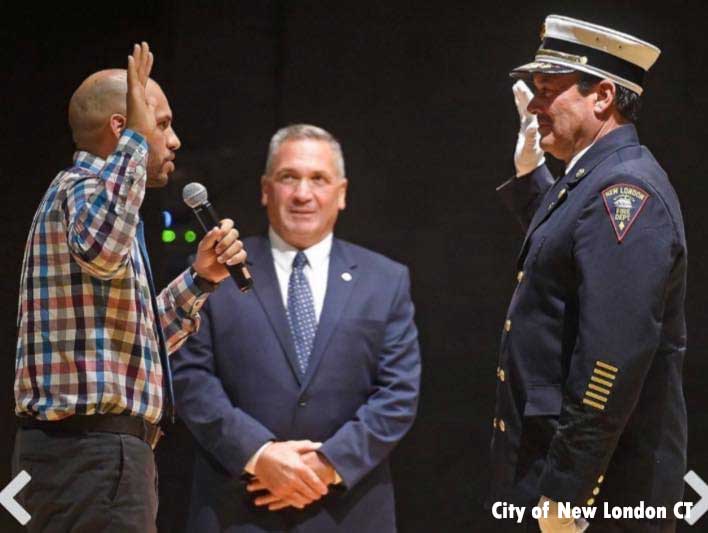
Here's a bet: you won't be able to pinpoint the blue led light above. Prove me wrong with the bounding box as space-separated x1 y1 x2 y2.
162 210 173 228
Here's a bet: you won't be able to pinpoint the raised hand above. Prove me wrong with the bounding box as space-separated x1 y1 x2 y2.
513 80 545 177
125 42 156 138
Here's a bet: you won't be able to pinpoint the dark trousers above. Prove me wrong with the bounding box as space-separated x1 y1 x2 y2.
12 428 158 533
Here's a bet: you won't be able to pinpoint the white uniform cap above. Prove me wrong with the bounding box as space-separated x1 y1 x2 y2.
510 15 661 95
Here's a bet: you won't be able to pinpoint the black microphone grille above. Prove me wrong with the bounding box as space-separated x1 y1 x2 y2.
182 182 208 209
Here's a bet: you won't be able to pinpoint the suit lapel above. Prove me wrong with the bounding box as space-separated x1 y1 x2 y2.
516 174 571 268
248 236 302 384
300 239 357 391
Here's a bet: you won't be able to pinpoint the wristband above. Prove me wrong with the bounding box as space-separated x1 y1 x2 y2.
189 266 220 293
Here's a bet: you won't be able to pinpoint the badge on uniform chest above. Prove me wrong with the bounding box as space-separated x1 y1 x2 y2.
601 184 650 242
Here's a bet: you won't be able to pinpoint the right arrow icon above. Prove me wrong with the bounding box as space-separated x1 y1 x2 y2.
684 470 708 525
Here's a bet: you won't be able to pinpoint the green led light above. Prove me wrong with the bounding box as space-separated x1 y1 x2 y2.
184 230 197 243
162 229 177 243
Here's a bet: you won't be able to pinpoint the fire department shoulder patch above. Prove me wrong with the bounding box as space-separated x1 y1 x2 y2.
601 184 650 242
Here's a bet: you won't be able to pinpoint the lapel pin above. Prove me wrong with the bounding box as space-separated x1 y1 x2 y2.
341 272 352 282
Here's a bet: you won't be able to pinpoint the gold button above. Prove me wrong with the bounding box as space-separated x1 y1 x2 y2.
499 419 506 432
587 498 595 506
504 320 512 332
547 202 555 210
493 418 497 429
592 487 600 496
517 271 524 283
576 168 586 178
558 188 566 199
598 475 604 484
499 369 505 382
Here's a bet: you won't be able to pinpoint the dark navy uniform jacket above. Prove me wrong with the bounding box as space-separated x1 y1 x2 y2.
490 125 687 511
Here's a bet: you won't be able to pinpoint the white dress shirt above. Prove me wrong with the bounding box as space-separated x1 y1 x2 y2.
268 226 332 321
566 141 595 175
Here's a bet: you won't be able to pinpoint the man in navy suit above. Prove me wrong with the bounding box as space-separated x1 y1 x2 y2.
491 16 687 533
172 124 421 532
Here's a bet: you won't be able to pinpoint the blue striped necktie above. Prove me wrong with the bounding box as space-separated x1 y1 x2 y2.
286 251 317 376
136 219 175 421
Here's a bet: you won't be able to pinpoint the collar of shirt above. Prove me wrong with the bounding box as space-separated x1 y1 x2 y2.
268 227 332 320
269 227 333 274
73 150 106 174
565 141 595 176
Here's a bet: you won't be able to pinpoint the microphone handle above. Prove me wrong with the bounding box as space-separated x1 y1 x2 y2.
192 202 253 292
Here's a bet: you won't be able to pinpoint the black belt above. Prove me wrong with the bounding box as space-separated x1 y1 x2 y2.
18 414 163 450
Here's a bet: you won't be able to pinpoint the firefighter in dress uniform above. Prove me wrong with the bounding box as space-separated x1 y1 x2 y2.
490 15 687 533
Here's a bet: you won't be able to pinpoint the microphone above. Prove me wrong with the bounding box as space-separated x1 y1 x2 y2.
182 182 253 292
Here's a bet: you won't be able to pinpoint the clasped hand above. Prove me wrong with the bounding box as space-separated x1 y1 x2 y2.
246 440 337 511
537 497 589 533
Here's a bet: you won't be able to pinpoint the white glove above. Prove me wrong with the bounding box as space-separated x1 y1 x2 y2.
513 80 545 177
537 497 590 533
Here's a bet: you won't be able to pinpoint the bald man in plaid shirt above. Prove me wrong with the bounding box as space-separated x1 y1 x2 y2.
12 43 246 532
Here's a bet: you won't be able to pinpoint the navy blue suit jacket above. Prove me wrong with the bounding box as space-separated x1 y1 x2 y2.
490 125 687 513
172 235 421 532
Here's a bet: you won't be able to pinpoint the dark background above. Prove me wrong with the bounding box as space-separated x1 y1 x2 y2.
2 1 707 531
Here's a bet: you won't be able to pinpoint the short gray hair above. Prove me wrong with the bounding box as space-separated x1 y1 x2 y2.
577 72 642 123
265 124 346 178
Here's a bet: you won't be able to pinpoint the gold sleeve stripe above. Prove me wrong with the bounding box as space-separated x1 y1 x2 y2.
583 398 605 410
585 391 608 402
593 369 616 380
588 383 611 395
591 375 614 388
596 361 619 373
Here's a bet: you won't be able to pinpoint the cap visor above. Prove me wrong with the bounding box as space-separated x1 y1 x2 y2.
509 61 576 79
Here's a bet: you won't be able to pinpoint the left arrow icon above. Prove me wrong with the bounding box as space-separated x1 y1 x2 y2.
0 471 31 525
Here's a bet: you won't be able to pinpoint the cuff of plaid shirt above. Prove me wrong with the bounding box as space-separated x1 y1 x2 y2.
116 129 148 159
179 268 211 308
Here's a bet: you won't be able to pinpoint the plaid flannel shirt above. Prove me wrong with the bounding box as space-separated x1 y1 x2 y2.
15 130 208 424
